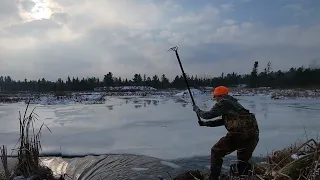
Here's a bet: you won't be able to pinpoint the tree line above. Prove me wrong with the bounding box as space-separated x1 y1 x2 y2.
0 61 320 92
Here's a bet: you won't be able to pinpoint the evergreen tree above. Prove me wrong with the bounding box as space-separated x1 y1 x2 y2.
250 61 259 88
161 74 169 89
1 63 320 92
152 75 159 88
133 74 142 84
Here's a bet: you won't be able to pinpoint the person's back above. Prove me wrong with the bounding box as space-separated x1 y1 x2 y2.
192 86 259 180
217 94 259 136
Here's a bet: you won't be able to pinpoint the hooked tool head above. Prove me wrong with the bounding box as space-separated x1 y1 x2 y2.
167 46 178 52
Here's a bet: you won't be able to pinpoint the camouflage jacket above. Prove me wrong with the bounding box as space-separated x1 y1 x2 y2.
195 95 259 136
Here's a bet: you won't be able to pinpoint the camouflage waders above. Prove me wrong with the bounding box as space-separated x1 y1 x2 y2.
211 113 259 179
211 135 259 178
194 95 260 180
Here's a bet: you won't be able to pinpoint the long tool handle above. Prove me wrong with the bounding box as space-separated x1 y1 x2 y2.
169 46 201 122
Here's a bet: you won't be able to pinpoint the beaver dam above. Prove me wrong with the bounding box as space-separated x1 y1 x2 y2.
0 91 319 179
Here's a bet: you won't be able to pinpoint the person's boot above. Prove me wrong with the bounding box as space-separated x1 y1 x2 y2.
207 173 218 180
237 162 252 176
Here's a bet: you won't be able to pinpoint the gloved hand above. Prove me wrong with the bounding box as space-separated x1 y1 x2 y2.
192 105 200 112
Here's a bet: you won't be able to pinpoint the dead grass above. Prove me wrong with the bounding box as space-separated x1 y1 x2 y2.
0 102 63 180
172 139 320 180
0 146 10 179
259 139 320 180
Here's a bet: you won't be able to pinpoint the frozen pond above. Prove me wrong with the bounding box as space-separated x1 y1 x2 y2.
0 94 319 160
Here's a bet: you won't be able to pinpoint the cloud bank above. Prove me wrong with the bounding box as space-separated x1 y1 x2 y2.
1 0 320 80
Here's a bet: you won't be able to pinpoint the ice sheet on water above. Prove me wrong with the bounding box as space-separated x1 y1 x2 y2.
1 95 320 161
1 95 319 179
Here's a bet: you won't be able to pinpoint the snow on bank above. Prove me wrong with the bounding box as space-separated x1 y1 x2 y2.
28 92 106 105
94 86 157 91
105 90 176 98
229 88 320 100
174 88 205 97
270 89 320 100
110 86 157 91
1 87 320 106
171 88 208 106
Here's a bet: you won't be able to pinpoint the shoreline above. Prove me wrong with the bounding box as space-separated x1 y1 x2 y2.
0 87 319 105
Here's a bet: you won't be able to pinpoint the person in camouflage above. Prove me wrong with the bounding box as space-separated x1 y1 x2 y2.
192 86 259 180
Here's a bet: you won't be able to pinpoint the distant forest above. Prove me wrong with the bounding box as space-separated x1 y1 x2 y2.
1 61 320 92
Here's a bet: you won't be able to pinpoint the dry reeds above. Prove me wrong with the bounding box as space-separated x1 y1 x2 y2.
0 146 11 180
172 139 320 180
249 139 320 180
14 102 55 179
269 139 319 180
0 102 61 180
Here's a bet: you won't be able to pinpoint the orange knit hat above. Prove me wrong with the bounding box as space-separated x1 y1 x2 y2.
213 86 229 97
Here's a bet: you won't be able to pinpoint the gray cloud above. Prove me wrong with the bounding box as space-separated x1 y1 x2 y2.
5 19 61 36
51 12 70 23
0 0 19 17
0 0 21 24
1 0 320 81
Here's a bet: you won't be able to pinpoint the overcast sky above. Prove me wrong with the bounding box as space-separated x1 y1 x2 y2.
1 0 320 81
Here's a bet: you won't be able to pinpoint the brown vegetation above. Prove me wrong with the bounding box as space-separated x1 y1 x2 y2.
0 103 62 180
172 139 320 180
